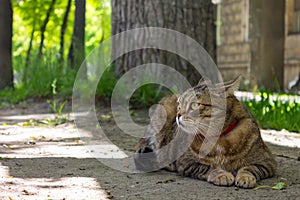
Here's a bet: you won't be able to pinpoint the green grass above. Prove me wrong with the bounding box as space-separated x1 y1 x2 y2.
96 68 172 108
130 84 172 108
96 67 117 98
0 53 76 107
0 54 170 109
243 91 300 133
0 87 29 107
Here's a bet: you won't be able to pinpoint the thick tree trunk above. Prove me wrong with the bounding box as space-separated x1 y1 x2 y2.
68 0 86 70
112 0 216 86
0 0 14 89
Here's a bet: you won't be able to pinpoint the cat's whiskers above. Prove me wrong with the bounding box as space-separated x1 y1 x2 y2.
187 123 223 143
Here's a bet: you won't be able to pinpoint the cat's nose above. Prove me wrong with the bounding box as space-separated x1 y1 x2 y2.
176 112 181 118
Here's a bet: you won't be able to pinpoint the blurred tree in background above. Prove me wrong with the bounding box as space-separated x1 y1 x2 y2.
1 0 111 99
0 0 13 89
68 0 86 70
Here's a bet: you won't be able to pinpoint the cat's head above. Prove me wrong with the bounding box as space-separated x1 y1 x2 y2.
176 76 240 136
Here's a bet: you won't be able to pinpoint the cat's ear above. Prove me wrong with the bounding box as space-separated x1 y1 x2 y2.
215 76 240 96
223 76 240 96
197 76 212 86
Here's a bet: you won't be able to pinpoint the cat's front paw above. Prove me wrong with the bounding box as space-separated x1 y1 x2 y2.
208 169 235 186
134 146 156 172
235 173 256 188
138 146 153 153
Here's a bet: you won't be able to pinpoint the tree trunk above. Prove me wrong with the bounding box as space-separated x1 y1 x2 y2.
59 0 72 62
38 0 56 57
112 0 216 86
23 27 35 84
68 0 86 70
0 0 13 89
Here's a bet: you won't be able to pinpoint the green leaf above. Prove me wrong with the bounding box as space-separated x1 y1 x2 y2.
253 182 287 191
271 182 288 190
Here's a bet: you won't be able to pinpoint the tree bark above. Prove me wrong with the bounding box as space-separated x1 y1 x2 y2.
59 0 72 62
0 0 14 89
23 27 35 84
38 0 56 57
68 0 86 70
112 0 216 86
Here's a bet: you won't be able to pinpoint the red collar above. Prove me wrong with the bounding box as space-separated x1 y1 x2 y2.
220 120 239 137
198 120 238 140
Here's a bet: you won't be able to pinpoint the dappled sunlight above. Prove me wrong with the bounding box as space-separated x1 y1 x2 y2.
0 176 109 199
0 124 81 144
1 143 128 159
261 130 300 148
0 108 299 199
0 124 128 159
0 162 9 177
0 113 65 124
0 122 125 199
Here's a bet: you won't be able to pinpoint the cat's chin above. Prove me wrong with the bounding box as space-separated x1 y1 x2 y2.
176 117 197 135
178 126 190 133
177 123 194 135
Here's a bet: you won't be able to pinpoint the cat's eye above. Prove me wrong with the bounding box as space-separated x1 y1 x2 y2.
190 102 200 110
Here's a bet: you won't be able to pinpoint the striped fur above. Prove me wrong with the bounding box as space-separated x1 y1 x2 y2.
136 77 276 188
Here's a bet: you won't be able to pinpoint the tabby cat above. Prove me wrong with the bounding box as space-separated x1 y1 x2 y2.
135 76 276 188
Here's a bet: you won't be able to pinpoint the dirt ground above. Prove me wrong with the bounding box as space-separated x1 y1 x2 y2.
0 100 299 200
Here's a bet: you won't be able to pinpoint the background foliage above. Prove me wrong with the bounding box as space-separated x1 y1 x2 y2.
1 0 111 104
0 0 299 133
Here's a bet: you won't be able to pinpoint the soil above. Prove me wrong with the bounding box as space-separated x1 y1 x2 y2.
0 99 299 200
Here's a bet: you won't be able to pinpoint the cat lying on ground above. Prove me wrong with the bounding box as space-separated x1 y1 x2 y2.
135 76 276 188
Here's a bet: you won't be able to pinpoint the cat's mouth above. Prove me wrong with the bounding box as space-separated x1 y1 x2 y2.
176 116 191 133
176 116 204 136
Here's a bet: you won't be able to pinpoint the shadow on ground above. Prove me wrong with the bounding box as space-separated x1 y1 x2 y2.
0 102 299 199
1 152 300 200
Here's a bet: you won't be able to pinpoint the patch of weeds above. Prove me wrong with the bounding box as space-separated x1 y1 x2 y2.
19 116 70 127
0 87 29 107
43 79 70 125
47 99 67 116
1 53 77 107
243 90 300 133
